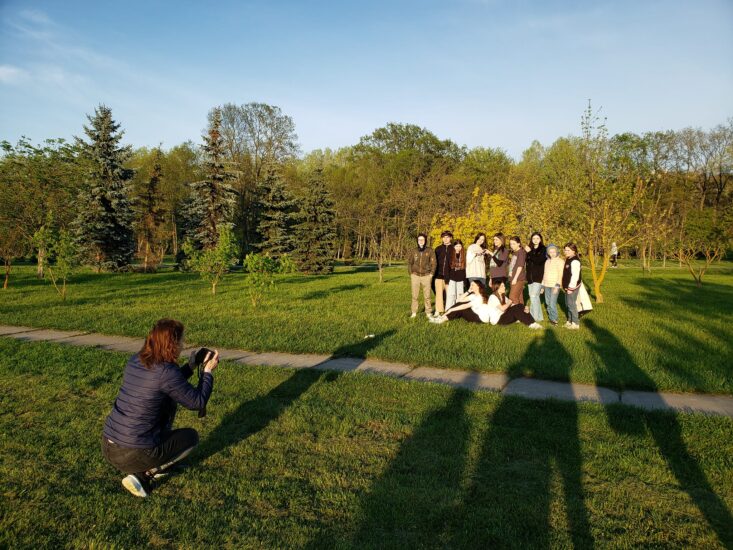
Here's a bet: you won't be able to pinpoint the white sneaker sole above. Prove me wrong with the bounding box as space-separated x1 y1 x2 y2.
122 475 148 497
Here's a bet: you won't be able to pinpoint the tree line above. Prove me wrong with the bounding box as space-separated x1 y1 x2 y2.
1 101 731 301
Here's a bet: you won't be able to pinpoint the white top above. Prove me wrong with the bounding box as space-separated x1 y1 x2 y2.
466 244 486 279
568 259 581 289
469 293 491 323
486 294 504 325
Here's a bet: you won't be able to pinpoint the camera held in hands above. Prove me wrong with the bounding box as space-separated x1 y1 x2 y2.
194 347 215 418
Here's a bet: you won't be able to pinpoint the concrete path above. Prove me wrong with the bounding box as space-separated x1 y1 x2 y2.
2 324 733 418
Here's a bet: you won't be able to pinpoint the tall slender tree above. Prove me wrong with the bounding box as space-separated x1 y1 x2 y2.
134 147 167 271
257 170 297 259
74 105 135 271
192 108 237 249
293 169 337 274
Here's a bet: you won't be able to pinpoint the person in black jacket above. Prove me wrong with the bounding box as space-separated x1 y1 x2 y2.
524 232 547 322
433 230 453 315
102 318 219 497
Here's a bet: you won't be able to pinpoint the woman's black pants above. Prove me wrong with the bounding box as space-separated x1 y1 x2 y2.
497 304 535 326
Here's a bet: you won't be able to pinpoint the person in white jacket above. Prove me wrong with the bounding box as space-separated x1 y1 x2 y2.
562 243 582 329
466 233 488 286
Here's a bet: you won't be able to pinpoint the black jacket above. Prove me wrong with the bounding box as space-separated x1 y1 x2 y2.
526 245 547 284
434 244 453 281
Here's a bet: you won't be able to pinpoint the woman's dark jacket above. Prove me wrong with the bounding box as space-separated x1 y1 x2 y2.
103 354 213 448
526 245 547 284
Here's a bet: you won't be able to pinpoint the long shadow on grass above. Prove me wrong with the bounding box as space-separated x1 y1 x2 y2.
445 329 593 548
301 284 367 301
193 332 395 464
585 319 733 547
334 330 593 549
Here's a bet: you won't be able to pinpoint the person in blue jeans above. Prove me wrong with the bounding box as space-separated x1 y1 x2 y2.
541 244 565 325
524 232 547 322
562 243 582 329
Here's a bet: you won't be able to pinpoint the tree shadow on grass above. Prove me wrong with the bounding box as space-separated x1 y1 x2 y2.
193 331 395 465
585 318 733 548
328 329 593 549
300 284 367 301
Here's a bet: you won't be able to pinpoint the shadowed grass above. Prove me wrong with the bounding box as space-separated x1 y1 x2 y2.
1 260 732 393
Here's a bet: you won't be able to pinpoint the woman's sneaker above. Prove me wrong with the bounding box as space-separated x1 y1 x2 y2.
564 321 572 328
122 473 153 498
528 322 543 330
568 323 580 330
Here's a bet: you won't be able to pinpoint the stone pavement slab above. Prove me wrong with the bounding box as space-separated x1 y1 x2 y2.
314 357 413 377
236 351 332 369
7 328 88 342
503 378 620 405
56 333 144 353
403 367 508 392
0 325 41 336
622 390 733 416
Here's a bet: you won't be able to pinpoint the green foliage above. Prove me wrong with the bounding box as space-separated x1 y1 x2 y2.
183 225 237 295
40 229 77 301
73 105 135 272
257 170 297 259
132 147 167 271
673 208 729 286
243 252 277 306
293 169 337 274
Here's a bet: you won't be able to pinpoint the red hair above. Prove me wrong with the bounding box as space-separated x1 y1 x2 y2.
139 319 184 369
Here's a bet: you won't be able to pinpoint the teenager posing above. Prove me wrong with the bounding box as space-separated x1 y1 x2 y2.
541 244 564 326
466 233 488 286
562 242 582 330
487 233 509 287
430 280 491 324
524 232 547 322
507 236 527 305
487 282 542 329
433 230 453 315
408 233 437 318
446 239 466 311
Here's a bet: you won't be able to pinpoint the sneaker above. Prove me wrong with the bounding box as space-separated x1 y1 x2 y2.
564 321 572 328
528 322 543 330
410 312 417 318
434 315 448 324
549 320 558 326
122 473 153 498
568 323 580 330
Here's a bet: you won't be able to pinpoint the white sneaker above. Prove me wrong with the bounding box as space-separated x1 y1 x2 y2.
434 315 448 324
410 312 417 318
564 321 572 327
568 323 580 330
528 322 543 330
122 474 151 498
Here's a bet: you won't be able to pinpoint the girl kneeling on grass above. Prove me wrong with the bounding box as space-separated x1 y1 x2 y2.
487 282 543 329
430 280 491 324
101 319 219 498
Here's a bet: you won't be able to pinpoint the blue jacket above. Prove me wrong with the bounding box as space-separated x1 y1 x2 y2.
103 354 214 448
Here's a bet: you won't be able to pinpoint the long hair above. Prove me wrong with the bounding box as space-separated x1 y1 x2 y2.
139 319 184 369
564 242 579 257
473 280 489 304
530 232 544 248
451 239 466 269
473 232 488 249
491 282 507 305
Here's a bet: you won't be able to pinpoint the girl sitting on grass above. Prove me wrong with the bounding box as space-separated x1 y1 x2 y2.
430 280 491 324
487 281 543 329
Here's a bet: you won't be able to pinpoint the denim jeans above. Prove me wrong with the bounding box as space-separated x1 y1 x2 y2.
528 282 544 321
543 284 561 322
446 280 465 311
565 287 580 324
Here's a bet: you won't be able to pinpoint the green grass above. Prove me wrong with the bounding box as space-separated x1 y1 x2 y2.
1 338 732 548
2 260 732 394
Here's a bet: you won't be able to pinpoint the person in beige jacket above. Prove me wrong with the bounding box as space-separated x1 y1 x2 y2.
407 233 437 318
541 243 564 325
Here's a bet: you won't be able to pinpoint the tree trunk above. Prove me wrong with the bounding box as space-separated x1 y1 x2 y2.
3 260 10 289
37 247 45 279
212 281 217 295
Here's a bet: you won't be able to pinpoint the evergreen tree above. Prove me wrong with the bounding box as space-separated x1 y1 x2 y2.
74 105 135 271
192 108 237 250
293 169 337 274
257 170 297 259
135 147 167 271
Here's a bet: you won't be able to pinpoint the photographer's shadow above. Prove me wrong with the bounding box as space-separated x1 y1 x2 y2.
193 331 396 465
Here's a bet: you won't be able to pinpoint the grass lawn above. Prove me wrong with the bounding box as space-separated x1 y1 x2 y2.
1 338 732 548
1 260 732 394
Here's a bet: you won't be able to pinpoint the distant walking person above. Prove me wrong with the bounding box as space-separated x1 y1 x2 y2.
487 282 542 329
562 243 582 329
610 241 618 268
433 230 453 316
466 233 488 286
102 319 219 497
408 233 437 318
524 232 547 322
541 243 564 326
487 233 509 287
446 239 467 311
508 236 527 305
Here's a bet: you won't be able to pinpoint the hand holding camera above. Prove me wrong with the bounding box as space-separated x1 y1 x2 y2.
194 347 220 373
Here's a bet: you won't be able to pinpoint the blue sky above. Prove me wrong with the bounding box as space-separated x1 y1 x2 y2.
1 0 731 158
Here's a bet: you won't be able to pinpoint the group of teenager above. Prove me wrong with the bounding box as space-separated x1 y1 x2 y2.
407 230 592 330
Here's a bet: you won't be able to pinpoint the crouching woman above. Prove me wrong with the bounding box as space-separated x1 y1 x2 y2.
101 318 219 497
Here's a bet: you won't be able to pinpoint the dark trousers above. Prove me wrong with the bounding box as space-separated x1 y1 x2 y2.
447 307 483 323
610 254 618 267
102 428 199 476
497 304 535 326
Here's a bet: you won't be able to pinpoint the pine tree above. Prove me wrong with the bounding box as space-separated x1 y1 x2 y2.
135 147 167 271
74 105 135 271
293 169 337 274
257 170 297 259
192 108 237 250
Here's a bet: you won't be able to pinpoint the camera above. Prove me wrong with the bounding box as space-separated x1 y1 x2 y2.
194 347 215 418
